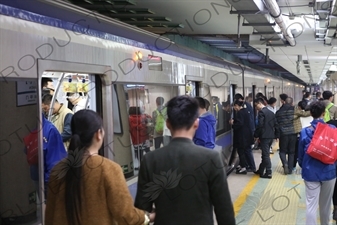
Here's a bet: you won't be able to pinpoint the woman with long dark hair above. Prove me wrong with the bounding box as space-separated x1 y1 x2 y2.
230 100 255 174
45 110 154 225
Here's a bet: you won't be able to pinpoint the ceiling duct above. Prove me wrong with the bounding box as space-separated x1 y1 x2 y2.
263 0 296 46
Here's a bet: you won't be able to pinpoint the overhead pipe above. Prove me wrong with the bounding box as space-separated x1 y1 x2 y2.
237 14 242 48
263 0 296 46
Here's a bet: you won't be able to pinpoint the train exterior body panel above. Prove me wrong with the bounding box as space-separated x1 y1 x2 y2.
0 13 292 90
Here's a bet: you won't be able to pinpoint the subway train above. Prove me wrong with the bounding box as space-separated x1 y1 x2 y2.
0 3 304 224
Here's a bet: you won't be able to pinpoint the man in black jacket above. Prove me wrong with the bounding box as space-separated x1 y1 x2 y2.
254 98 279 179
275 97 297 175
135 95 235 225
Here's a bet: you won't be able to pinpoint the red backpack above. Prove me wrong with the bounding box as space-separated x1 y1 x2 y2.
23 131 39 165
129 114 150 145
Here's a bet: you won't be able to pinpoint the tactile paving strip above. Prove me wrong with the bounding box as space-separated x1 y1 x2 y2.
234 152 334 225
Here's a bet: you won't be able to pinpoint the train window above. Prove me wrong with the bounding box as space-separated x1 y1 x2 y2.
267 87 274 99
148 55 163 71
120 84 178 176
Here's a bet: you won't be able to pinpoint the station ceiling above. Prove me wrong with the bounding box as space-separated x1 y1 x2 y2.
65 0 337 85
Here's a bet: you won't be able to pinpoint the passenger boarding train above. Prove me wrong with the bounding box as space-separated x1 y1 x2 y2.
0 3 304 224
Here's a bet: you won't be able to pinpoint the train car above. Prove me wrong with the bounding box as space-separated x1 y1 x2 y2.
0 4 304 225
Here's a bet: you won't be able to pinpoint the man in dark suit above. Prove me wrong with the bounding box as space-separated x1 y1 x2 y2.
254 98 279 179
135 95 235 225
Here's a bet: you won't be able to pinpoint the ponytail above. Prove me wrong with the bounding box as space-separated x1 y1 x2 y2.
68 133 82 152
65 133 84 225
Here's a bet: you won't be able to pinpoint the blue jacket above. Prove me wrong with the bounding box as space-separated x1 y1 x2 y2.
298 119 336 182
193 112 216 149
26 115 67 185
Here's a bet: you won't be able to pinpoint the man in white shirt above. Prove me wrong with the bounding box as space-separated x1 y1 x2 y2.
266 97 277 114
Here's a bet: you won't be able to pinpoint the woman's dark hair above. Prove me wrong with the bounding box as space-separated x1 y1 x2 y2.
298 100 307 110
233 99 244 107
204 99 210 111
279 93 288 102
254 98 266 105
234 93 244 101
310 101 326 119
268 97 277 105
167 96 199 130
195 96 206 109
256 92 264 99
65 110 103 225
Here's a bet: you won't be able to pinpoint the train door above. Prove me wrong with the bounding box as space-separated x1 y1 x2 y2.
123 83 179 177
228 83 238 168
0 67 112 225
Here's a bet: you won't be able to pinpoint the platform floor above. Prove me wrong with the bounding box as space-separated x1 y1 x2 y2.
227 144 336 225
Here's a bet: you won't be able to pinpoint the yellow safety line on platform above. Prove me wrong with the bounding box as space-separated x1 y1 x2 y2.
233 141 279 216
233 174 259 215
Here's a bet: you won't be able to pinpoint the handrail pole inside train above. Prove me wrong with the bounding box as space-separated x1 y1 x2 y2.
48 73 65 121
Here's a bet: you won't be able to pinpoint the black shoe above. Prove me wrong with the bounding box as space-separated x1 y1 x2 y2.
284 167 289 175
253 170 262 176
260 173 272 179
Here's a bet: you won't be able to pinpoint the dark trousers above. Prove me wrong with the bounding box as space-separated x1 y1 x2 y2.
135 146 150 163
154 136 164 149
245 147 256 171
257 138 273 175
237 147 248 168
293 135 299 168
279 134 297 171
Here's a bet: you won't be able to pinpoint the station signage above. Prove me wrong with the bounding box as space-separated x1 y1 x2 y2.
16 80 37 106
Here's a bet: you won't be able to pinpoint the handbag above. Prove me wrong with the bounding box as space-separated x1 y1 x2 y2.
306 122 337 164
23 131 38 165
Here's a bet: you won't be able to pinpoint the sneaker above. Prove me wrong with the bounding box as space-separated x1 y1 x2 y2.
246 168 256 172
260 173 272 179
284 167 289 175
269 148 274 154
236 166 242 171
236 168 247 174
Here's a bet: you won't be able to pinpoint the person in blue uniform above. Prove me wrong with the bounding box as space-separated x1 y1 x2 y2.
298 101 336 225
193 97 216 149
24 114 67 198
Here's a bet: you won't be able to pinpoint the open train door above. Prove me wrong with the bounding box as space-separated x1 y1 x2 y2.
40 59 114 224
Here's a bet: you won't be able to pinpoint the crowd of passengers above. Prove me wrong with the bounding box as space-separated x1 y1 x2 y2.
230 90 337 225
28 79 337 225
